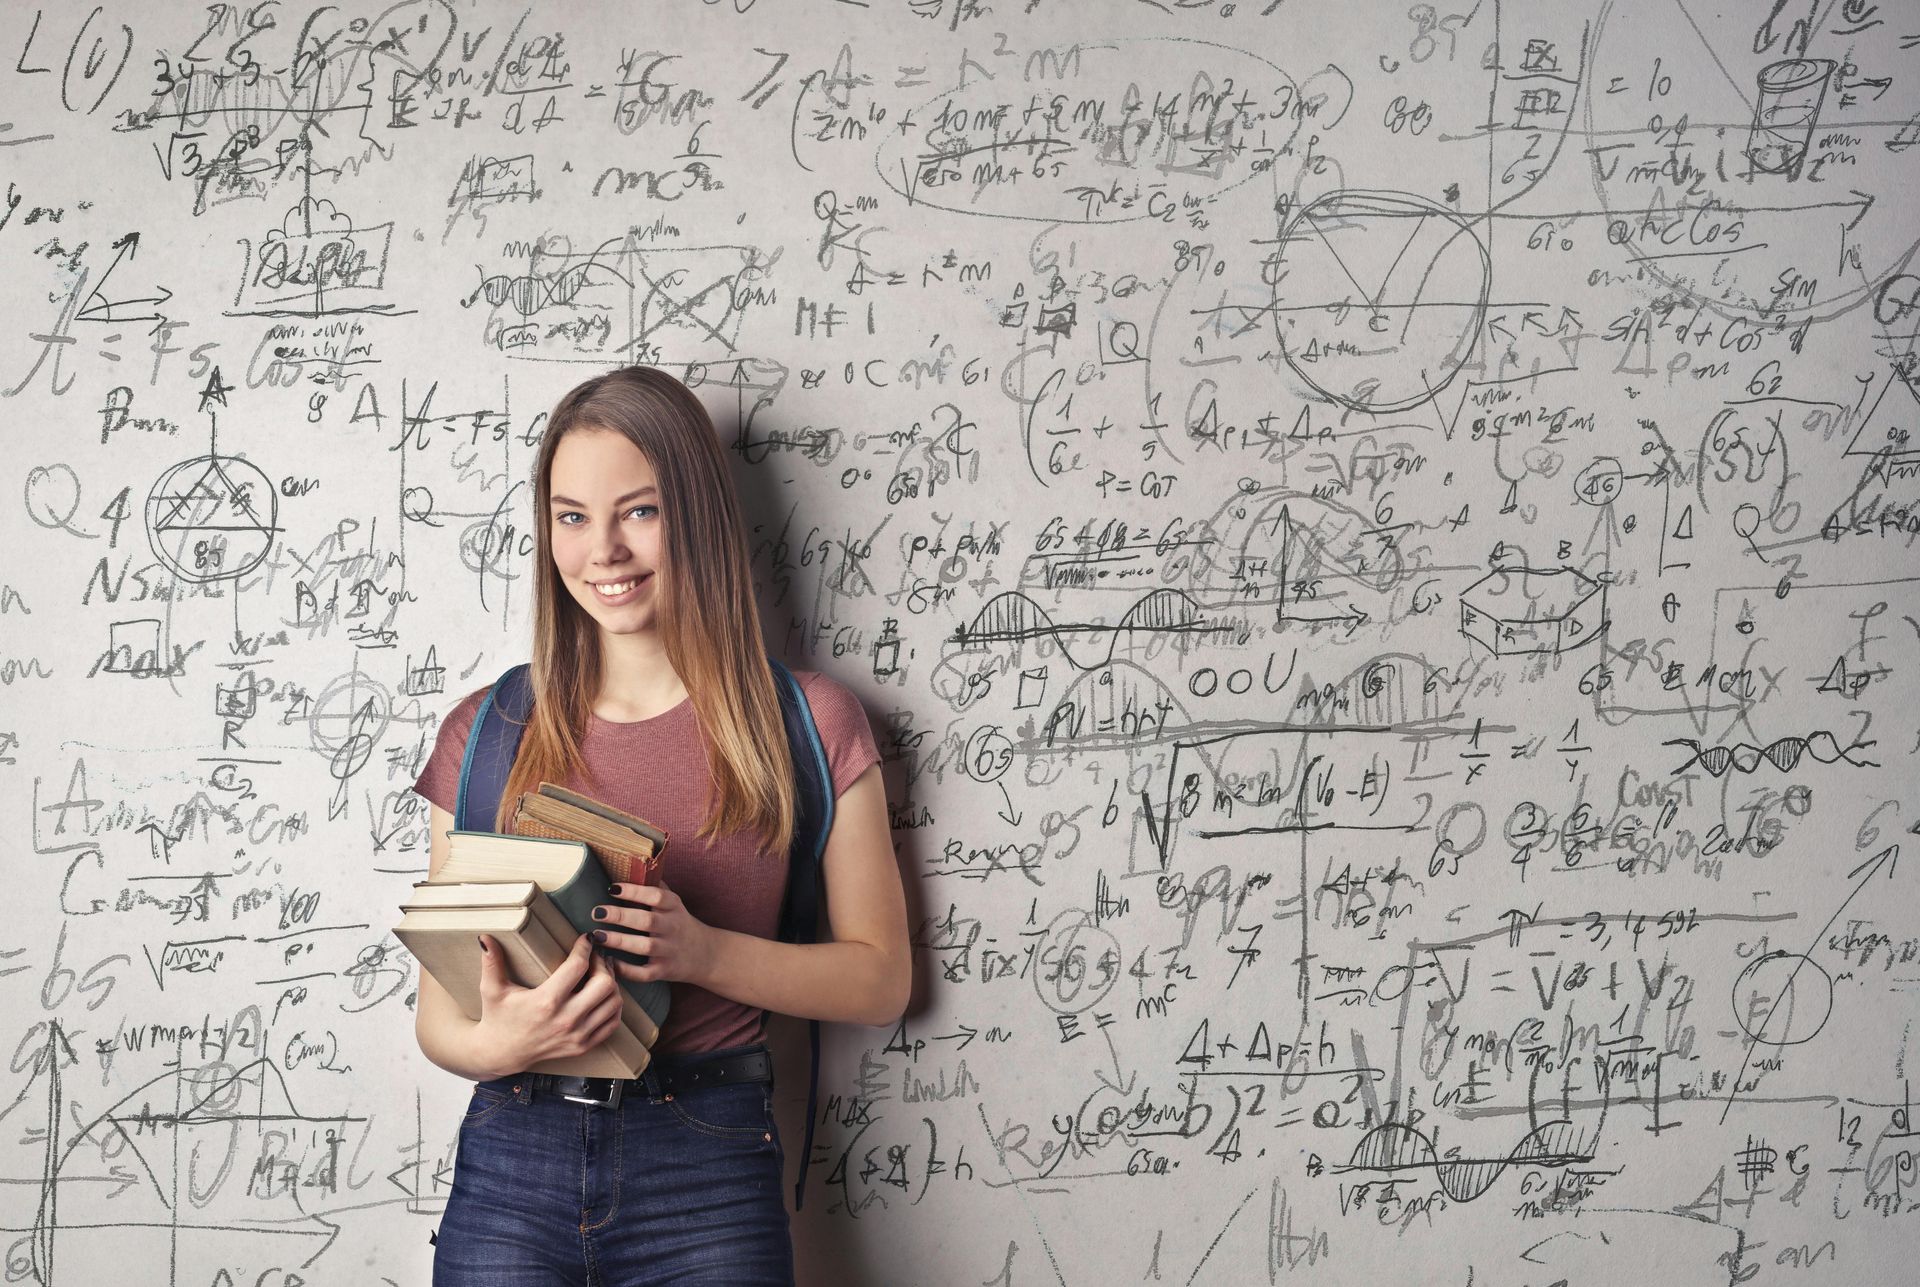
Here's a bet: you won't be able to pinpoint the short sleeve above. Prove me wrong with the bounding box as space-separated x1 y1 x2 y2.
410 686 492 815
795 670 882 799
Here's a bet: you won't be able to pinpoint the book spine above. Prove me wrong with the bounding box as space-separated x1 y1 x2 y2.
535 783 669 851
546 871 673 1032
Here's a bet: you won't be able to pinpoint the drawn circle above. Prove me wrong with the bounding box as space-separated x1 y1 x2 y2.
145 455 278 583
1034 909 1120 1014
1574 458 1624 506
459 515 517 578
962 726 1015 783
1433 801 1487 857
1759 58 1831 95
307 673 393 779
1273 190 1492 414
1505 800 1550 847
1732 951 1833 1047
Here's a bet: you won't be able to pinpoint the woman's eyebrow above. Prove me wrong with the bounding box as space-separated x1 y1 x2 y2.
549 486 658 506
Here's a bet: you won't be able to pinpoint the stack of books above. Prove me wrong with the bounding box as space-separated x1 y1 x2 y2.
395 782 671 1077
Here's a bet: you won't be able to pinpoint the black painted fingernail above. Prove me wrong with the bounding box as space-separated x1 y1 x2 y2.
591 929 608 944
592 906 608 920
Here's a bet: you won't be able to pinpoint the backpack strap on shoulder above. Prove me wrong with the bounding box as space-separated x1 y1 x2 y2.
455 663 534 833
767 657 835 1212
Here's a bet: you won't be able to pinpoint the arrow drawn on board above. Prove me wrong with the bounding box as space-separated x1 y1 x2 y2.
1717 843 1898 1124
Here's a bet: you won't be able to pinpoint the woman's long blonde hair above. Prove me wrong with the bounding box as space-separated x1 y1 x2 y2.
490 365 797 856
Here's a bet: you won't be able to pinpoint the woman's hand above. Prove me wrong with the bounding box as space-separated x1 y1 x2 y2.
472 932 627 1075
592 878 721 987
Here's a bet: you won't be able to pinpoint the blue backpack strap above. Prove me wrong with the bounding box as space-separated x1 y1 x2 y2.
455 663 535 833
767 657 835 1212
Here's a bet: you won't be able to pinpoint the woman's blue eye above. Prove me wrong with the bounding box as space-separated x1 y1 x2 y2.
555 506 657 525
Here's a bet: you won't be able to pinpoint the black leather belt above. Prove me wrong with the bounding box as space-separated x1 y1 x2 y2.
479 1045 773 1111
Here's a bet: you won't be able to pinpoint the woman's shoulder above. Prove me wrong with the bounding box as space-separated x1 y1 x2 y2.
788 668 879 742
453 681 496 717
433 682 497 745
786 667 881 794
788 667 866 716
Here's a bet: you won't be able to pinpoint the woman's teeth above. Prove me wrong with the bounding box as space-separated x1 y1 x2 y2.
594 577 644 596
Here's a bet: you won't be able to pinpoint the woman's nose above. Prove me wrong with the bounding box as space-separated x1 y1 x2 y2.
589 523 632 566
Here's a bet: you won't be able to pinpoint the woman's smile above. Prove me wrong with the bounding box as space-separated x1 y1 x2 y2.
589 573 652 605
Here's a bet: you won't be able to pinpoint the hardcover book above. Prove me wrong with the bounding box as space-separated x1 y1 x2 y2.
393 886 653 1077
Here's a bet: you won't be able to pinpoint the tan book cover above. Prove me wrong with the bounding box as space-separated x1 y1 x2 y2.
413 788 674 1040
394 903 653 1076
437 822 674 1034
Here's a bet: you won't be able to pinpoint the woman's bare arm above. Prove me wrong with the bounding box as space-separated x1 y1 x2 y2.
413 801 519 1081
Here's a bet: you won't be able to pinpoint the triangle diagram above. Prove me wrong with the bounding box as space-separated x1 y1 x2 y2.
1845 370 1920 463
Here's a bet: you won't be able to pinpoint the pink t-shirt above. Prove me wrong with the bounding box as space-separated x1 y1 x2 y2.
409 666 882 1056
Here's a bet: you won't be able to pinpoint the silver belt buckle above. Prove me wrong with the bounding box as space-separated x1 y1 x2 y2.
560 1077 624 1109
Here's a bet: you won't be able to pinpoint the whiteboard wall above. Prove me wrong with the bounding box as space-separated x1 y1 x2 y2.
4 0 1917 1283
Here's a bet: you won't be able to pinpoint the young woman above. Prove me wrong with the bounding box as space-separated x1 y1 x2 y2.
409 365 911 1286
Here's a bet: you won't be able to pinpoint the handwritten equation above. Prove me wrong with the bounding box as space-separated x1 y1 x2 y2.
2 0 1917 1283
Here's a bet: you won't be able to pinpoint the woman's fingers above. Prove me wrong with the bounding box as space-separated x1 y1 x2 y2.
571 969 629 1053
562 947 616 1009
593 987 627 1035
579 1009 625 1055
595 905 654 934
599 930 654 958
540 931 597 1001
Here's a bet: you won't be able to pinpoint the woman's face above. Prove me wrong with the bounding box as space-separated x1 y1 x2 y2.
547 427 665 636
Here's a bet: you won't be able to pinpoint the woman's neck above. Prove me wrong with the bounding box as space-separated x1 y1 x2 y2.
594 633 688 721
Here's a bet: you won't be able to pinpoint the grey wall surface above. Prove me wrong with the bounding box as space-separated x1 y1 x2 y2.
4 0 1917 1283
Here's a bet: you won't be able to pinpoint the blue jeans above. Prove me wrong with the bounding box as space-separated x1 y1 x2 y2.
433 1043 795 1286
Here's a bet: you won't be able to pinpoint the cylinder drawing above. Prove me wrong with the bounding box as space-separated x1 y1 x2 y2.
1745 58 1835 179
